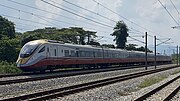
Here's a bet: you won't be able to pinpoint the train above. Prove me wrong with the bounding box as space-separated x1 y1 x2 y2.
16 39 172 72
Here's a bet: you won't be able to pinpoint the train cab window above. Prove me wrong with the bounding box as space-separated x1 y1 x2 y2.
20 42 40 58
65 50 69 57
38 46 45 53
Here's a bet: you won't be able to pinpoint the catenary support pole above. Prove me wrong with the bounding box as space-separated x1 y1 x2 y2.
177 45 178 66
154 36 156 69
145 32 148 70
179 46 180 66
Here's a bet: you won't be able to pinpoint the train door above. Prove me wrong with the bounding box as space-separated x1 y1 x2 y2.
54 46 58 58
46 46 50 58
45 45 51 70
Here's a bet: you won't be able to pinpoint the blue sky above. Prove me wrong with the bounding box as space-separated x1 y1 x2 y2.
0 0 180 55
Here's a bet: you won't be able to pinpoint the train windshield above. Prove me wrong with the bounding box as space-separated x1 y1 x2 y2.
20 41 40 58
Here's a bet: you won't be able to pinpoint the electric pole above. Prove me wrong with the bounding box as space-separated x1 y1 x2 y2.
177 46 178 66
154 36 156 69
179 46 180 66
145 32 148 70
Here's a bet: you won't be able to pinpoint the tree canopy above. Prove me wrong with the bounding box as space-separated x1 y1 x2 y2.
111 21 129 49
21 27 98 46
126 44 152 52
0 16 15 39
0 16 21 62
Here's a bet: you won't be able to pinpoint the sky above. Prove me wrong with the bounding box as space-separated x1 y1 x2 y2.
0 0 180 55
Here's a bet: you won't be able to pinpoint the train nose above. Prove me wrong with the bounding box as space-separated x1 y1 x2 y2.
16 58 22 67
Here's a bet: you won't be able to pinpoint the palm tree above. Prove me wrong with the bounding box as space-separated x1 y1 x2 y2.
111 21 129 49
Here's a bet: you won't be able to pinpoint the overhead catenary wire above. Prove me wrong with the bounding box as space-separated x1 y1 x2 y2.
128 36 145 44
92 0 171 38
158 0 179 25
7 0 167 40
7 0 112 30
1 14 55 27
0 4 113 35
41 0 114 29
0 4 61 28
0 3 113 33
4 0 174 47
169 0 180 15
61 0 116 23
48 0 112 25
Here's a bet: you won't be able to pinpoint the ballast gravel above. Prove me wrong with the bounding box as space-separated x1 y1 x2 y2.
0 64 179 100
171 90 180 101
144 77 179 101
52 67 180 101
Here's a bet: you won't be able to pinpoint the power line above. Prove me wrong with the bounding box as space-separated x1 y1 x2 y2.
61 0 116 23
4 0 173 46
48 0 112 25
7 0 111 30
92 0 171 38
169 0 180 15
0 3 113 35
0 3 61 28
7 0 168 41
92 0 151 31
158 0 179 25
128 36 145 44
41 0 114 29
0 6 111 35
1 14 54 27
1 2 113 32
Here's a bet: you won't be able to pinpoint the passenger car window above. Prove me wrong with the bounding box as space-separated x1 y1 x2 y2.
65 50 69 57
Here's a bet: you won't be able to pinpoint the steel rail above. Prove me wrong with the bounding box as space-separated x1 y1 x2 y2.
134 75 180 101
1 65 178 101
163 85 180 101
0 64 164 85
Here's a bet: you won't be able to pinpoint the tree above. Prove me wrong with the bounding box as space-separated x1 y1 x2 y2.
101 44 115 48
111 21 129 49
70 27 97 45
0 16 15 39
88 39 100 46
69 27 86 45
125 44 137 51
136 46 153 53
0 38 21 62
22 27 98 46
85 30 97 45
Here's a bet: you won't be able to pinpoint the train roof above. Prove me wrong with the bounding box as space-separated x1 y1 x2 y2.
31 39 159 55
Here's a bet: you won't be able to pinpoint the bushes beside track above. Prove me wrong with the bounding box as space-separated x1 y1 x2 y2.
0 61 22 74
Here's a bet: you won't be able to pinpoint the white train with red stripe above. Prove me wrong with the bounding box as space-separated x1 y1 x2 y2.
16 39 172 71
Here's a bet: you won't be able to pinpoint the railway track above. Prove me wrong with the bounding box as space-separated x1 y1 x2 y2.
0 64 170 85
1 65 179 101
0 64 171 78
134 75 180 101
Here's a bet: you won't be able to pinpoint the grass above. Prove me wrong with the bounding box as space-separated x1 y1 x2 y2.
0 61 22 74
171 70 180 75
138 76 167 88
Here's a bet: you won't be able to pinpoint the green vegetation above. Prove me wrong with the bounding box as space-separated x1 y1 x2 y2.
111 21 129 49
138 76 167 88
21 27 98 46
126 44 152 52
171 70 180 75
0 16 154 74
0 61 22 74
